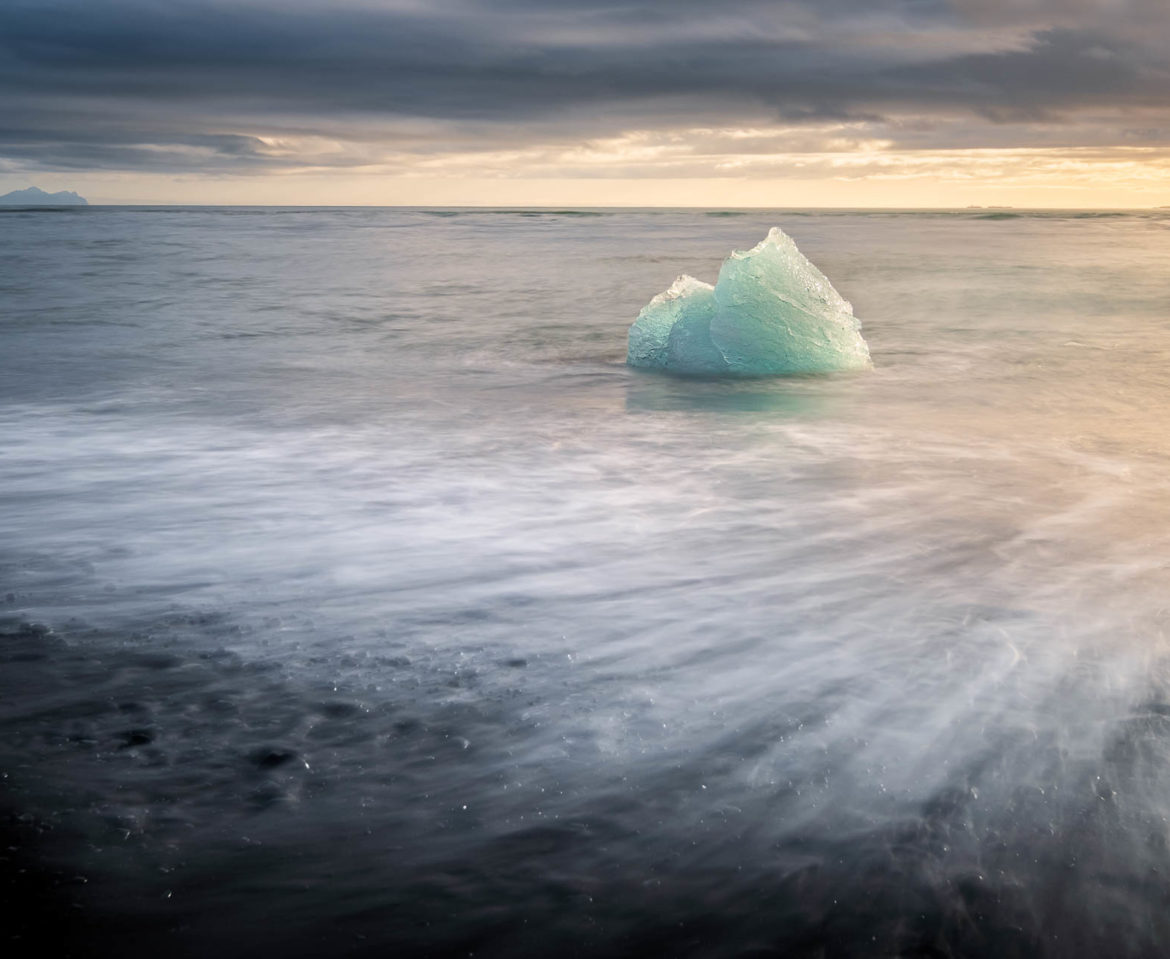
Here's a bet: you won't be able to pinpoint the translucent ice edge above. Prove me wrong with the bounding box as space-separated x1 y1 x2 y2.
626 227 872 376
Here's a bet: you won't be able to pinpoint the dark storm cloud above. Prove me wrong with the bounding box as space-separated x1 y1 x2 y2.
1 0 1168 172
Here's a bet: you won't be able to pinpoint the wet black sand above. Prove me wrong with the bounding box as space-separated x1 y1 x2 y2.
6 620 1170 959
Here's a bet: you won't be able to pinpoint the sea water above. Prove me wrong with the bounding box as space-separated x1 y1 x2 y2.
4 207 1170 957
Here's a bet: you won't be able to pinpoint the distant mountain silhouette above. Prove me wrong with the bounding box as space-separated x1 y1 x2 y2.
0 186 88 206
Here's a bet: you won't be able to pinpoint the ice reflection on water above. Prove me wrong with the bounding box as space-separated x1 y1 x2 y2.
4 208 1170 955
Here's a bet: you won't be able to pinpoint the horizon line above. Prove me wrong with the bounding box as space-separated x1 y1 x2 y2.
5 202 1168 212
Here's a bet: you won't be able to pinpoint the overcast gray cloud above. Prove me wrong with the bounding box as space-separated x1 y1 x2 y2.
2 0 1169 174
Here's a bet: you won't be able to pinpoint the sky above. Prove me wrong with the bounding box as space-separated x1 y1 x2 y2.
2 0 1170 206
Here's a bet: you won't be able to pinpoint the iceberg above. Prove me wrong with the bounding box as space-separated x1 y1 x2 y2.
627 228 871 376
0 186 88 206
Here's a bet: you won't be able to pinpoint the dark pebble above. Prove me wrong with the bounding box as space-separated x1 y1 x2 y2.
118 729 154 749
248 747 297 769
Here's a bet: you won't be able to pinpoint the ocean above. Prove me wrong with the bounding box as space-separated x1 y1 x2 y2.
4 206 1170 957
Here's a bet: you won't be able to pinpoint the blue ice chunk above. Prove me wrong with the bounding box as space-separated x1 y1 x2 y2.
626 274 715 370
665 287 726 375
627 228 872 376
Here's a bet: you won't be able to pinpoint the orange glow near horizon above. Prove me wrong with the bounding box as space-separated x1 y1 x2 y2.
13 130 1170 208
